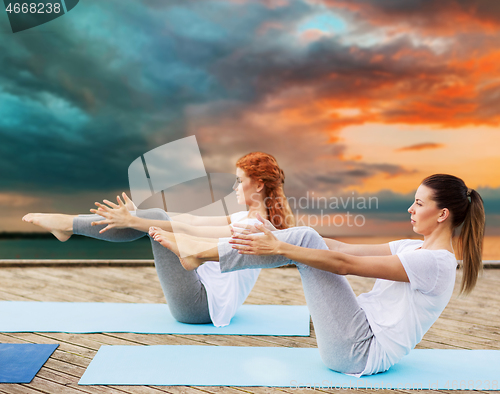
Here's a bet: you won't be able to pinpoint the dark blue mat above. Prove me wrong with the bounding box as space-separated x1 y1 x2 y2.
0 343 58 383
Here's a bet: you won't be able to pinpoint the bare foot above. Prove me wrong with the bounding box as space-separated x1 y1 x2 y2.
149 227 215 271
22 213 74 242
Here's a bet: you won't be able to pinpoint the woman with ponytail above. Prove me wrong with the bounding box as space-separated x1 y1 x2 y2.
22 152 294 327
152 174 485 375
420 174 485 294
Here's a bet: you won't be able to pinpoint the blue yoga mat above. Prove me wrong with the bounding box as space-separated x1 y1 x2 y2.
79 346 500 389
0 302 310 336
0 343 58 383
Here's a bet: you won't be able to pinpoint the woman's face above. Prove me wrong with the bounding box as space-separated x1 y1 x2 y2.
233 167 263 206
407 184 446 236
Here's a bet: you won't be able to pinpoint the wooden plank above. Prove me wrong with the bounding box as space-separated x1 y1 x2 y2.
0 266 162 300
34 368 165 394
20 375 86 394
38 362 135 394
0 385 47 394
0 288 35 301
60 267 166 302
430 317 500 342
0 269 93 302
10 268 147 304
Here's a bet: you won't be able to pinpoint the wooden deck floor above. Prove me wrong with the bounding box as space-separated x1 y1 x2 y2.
0 265 499 394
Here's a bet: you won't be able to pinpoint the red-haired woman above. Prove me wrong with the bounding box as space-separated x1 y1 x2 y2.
22 152 294 327
151 174 485 375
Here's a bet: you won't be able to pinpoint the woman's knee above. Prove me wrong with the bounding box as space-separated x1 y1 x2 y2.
319 349 355 375
171 312 210 325
136 208 170 221
318 339 369 375
295 227 325 248
168 305 212 325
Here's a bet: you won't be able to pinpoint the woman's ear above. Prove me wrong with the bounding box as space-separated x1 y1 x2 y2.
437 208 450 223
256 180 264 193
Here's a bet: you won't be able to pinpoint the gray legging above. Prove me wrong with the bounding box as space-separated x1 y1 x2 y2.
73 208 211 324
218 226 374 375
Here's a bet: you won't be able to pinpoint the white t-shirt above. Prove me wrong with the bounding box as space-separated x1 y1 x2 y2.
196 211 261 327
357 239 457 376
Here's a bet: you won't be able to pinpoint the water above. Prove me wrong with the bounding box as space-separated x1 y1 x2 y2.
0 235 153 260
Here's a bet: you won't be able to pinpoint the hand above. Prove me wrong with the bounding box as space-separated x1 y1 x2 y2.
121 192 137 211
232 212 277 235
89 195 134 234
229 224 281 255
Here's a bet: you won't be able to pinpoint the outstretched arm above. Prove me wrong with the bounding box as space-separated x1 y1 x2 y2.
230 226 408 282
90 195 232 238
322 238 391 256
232 215 391 257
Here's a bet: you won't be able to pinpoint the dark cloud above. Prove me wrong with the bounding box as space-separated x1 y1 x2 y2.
314 163 411 187
315 175 344 184
396 143 445 152
0 0 318 194
211 31 500 129
475 82 500 120
325 0 500 33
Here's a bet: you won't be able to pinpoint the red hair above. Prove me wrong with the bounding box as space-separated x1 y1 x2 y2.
236 152 295 229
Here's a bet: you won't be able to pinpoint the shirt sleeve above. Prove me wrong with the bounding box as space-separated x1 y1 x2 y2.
389 239 422 255
389 240 403 255
397 249 439 294
229 211 247 224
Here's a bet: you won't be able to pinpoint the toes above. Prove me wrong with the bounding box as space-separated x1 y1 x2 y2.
158 239 170 249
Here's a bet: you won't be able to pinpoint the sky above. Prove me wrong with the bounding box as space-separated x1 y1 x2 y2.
1 0 499 236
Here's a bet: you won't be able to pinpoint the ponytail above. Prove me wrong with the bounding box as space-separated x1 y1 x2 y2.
422 175 485 295
457 189 485 294
265 183 295 230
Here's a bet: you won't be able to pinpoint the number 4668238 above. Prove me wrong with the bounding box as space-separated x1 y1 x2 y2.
5 3 62 14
